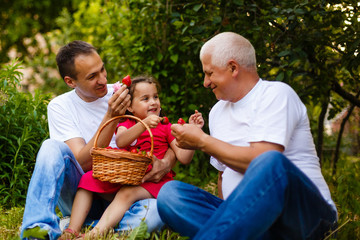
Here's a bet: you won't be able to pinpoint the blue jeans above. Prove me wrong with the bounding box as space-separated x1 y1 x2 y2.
21 139 164 240
157 151 337 240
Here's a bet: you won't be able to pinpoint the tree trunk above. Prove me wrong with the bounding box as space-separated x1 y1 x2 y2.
332 90 360 175
317 94 330 165
332 106 354 175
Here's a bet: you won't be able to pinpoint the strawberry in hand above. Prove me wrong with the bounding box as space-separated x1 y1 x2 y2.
177 118 186 125
122 75 131 87
161 116 169 124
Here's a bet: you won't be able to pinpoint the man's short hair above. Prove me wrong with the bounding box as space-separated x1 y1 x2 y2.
200 32 257 70
56 40 96 80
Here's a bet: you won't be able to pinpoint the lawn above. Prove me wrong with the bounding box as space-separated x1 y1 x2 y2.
1 157 359 240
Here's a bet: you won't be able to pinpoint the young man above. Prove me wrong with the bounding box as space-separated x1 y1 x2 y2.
157 32 337 239
21 41 176 240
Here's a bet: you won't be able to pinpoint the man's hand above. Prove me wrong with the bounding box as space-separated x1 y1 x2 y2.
108 84 131 117
142 155 173 183
171 123 206 150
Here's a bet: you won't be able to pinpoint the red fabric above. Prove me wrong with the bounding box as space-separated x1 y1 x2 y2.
118 119 175 159
78 119 176 198
78 167 175 198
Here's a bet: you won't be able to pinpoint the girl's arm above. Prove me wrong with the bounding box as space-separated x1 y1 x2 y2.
115 124 146 148
116 115 161 148
169 110 204 164
169 140 194 165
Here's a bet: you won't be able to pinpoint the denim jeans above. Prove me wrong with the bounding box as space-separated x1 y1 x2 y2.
21 139 164 240
157 151 337 240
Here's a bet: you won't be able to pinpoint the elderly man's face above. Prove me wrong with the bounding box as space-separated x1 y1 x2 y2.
201 54 234 101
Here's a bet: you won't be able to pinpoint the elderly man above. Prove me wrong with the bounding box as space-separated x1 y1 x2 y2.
157 32 337 240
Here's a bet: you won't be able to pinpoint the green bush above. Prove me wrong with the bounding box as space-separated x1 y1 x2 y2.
50 0 220 188
322 156 360 239
0 61 50 208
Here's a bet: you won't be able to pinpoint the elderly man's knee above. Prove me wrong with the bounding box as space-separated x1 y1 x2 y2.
157 181 184 215
158 181 179 203
251 150 289 170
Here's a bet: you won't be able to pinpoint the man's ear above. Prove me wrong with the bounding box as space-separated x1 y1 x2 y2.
227 60 239 76
64 76 76 89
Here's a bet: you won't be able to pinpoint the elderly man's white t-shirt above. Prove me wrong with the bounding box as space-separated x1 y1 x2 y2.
209 79 336 210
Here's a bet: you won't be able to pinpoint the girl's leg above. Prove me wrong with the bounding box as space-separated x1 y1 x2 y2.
66 188 94 233
90 186 152 235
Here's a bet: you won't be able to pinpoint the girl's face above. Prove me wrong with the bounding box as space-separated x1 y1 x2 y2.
128 82 161 119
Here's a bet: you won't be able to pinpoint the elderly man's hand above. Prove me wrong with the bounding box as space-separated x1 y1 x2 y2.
171 123 206 150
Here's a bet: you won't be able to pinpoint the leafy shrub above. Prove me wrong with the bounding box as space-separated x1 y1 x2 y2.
0 61 50 208
50 0 220 188
322 156 360 239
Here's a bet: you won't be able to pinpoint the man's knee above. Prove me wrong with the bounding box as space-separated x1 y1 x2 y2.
40 139 69 154
158 181 179 205
36 139 71 166
251 150 289 170
157 180 185 216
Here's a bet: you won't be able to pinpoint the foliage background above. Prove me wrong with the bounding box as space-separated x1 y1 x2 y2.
0 62 50 207
0 0 359 238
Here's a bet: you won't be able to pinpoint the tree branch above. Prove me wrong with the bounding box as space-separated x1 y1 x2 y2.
331 81 360 107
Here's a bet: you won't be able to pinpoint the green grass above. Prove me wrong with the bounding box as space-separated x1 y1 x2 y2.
1 158 359 240
0 206 23 240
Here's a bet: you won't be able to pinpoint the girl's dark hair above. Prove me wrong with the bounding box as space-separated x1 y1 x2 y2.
56 40 96 80
128 75 161 99
126 75 165 117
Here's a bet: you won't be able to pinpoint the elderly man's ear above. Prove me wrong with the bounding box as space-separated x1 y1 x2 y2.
227 60 239 76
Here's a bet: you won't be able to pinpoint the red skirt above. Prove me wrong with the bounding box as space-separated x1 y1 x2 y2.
78 165 175 198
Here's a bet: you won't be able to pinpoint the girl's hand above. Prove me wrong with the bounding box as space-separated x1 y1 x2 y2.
143 115 161 128
189 110 204 129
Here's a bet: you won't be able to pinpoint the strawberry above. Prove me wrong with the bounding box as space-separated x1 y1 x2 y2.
161 116 169 124
130 148 138 154
122 75 132 87
177 118 186 125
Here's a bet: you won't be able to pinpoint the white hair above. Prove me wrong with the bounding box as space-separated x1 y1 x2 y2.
199 32 257 69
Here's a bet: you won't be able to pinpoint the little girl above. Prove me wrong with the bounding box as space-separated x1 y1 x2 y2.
60 75 204 239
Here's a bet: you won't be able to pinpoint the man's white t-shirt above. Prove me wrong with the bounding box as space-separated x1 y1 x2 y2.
209 79 336 210
47 84 117 148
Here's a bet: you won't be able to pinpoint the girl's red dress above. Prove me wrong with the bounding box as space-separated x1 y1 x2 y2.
78 119 175 198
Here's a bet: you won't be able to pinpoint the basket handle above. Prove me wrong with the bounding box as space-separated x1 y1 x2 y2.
93 115 154 158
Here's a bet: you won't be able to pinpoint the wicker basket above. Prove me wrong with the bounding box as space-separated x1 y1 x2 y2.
91 115 153 185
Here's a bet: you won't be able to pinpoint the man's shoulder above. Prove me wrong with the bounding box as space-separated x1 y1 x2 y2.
261 79 295 93
209 100 227 120
209 100 224 112
48 90 75 106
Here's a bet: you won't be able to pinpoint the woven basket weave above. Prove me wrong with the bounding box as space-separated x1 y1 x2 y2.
91 115 153 185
